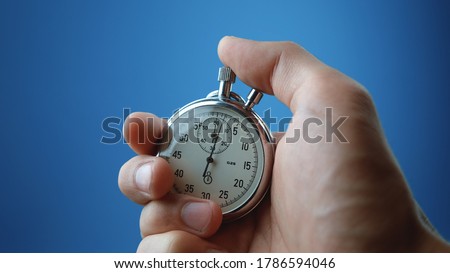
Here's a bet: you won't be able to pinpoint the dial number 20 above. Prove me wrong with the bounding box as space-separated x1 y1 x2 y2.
234 179 244 188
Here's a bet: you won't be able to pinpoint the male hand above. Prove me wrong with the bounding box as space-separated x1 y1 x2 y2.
118 36 449 252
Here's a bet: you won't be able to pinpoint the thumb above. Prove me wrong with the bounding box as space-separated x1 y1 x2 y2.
217 36 325 113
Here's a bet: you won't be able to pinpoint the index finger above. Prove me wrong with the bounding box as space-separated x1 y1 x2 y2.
217 36 374 124
123 112 167 155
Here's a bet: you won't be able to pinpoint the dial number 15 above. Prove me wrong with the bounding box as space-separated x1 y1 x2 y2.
243 161 251 170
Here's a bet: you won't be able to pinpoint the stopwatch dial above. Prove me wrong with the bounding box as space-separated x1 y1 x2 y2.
159 106 265 215
196 117 231 154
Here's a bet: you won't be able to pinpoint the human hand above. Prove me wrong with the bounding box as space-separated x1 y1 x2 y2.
118 36 449 252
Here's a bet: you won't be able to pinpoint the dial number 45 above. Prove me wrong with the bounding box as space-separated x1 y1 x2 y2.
172 151 182 159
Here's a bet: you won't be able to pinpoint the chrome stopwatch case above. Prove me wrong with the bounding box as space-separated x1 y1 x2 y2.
158 67 274 222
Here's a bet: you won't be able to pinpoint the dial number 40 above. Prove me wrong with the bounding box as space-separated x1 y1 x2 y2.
174 169 184 177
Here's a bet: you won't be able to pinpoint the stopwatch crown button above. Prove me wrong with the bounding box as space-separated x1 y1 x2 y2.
218 67 235 99
245 89 263 109
218 67 236 83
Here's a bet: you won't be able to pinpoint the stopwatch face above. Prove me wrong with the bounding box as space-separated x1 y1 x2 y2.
159 102 266 217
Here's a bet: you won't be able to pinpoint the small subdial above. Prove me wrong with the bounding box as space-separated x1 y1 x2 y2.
196 117 231 154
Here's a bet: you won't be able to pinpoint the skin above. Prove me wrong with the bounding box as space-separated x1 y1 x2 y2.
118 36 450 252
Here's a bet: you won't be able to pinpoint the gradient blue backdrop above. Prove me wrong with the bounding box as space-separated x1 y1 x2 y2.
1 0 449 252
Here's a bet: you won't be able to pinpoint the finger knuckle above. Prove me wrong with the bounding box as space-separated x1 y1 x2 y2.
280 41 302 53
307 68 375 116
139 203 163 236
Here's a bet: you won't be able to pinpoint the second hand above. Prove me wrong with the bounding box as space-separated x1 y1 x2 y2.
202 122 223 178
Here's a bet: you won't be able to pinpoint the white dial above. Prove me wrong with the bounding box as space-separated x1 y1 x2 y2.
159 104 265 215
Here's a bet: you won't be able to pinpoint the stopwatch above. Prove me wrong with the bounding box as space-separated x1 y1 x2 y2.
158 67 274 222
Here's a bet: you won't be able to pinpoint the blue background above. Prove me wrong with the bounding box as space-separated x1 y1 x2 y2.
1 0 449 252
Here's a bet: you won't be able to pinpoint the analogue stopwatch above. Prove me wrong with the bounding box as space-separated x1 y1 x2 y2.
158 67 274 222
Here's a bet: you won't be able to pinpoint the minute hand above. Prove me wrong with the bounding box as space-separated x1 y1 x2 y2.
202 123 222 177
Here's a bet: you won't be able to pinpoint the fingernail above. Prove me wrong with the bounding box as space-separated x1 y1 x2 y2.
181 202 213 232
135 162 152 193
